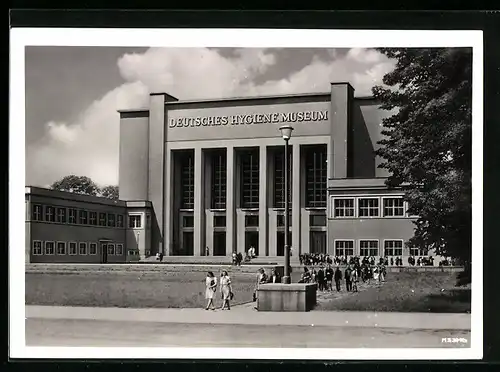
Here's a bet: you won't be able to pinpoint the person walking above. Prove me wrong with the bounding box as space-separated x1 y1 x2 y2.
220 271 233 310
334 266 343 292
345 265 352 292
351 267 359 292
205 271 217 310
325 265 334 291
317 266 325 291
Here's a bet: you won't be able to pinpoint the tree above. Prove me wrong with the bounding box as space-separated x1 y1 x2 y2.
372 48 472 265
51 175 100 196
100 185 119 200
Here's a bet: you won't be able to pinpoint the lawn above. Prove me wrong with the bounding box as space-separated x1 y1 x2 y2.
318 271 471 313
26 271 259 309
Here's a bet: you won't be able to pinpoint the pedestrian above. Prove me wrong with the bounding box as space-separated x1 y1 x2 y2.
220 271 233 310
205 246 210 256
351 267 359 292
205 271 217 310
317 266 325 291
345 265 352 292
334 266 343 291
325 265 334 291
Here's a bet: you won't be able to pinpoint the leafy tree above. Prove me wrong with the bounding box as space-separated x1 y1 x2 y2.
100 185 119 200
50 175 100 196
372 48 472 266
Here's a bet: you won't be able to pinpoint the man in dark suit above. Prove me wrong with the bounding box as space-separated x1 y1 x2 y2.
267 268 281 284
317 267 325 291
334 266 343 291
325 265 334 291
345 265 353 292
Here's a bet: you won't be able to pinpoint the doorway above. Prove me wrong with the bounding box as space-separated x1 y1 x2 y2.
276 231 292 256
100 241 108 264
213 231 226 256
245 231 259 256
182 231 194 256
310 231 327 254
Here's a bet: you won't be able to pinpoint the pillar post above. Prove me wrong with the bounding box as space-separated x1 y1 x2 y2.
226 146 236 255
194 147 205 256
292 143 301 259
259 145 268 256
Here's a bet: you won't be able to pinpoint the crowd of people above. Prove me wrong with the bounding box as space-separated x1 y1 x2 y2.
299 253 441 267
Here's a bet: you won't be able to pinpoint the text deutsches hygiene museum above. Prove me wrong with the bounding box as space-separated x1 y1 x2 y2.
169 110 329 128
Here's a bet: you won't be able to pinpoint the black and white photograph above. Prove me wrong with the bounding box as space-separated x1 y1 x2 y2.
9 28 483 360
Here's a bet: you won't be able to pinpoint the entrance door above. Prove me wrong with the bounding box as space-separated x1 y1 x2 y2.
100 242 108 263
213 231 226 256
182 231 194 256
310 231 327 254
245 231 259 256
276 231 292 256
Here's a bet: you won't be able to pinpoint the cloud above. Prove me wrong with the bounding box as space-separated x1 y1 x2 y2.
26 47 394 188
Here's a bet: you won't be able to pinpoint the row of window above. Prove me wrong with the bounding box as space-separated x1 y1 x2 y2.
334 239 427 257
331 196 415 218
30 204 143 228
32 240 124 256
177 145 328 211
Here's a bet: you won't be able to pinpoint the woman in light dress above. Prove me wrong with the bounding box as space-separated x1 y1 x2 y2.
220 270 233 310
205 271 217 310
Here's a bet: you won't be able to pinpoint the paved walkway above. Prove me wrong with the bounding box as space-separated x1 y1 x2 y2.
25 305 471 330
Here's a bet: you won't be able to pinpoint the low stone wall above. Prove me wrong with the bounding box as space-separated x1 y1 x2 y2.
257 283 317 312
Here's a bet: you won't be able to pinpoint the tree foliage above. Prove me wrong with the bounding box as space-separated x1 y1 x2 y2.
50 175 119 200
50 175 100 196
372 48 472 264
100 185 119 200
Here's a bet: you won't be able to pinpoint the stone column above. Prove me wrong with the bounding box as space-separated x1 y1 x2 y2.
292 143 301 258
226 146 236 255
258 145 268 256
163 146 172 256
194 147 205 256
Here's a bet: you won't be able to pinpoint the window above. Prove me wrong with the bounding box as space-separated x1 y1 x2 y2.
99 212 107 227
69 242 77 255
241 149 260 209
129 215 142 228
182 216 194 228
44 241 55 255
335 240 354 257
180 151 195 209
274 148 292 209
410 247 428 256
107 243 115 255
358 198 379 217
79 210 88 225
107 213 116 227
56 242 66 255
244 215 259 227
310 214 326 227
56 207 67 223
79 242 87 255
89 211 97 226
384 240 403 256
32 241 42 255
383 197 405 217
305 145 327 208
32 204 42 221
45 206 55 222
117 214 124 228
333 198 355 218
211 150 227 209
214 215 226 227
68 208 77 224
89 243 97 255
277 213 292 227
360 240 379 257
116 244 123 255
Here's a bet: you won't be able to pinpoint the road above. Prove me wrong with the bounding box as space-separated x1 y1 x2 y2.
26 318 470 348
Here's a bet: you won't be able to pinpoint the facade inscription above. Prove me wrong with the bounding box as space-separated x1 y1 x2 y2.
169 110 329 128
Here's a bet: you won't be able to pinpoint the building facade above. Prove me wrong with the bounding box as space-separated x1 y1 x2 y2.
25 187 151 263
117 82 428 261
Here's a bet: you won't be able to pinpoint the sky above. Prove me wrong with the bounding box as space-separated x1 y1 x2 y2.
25 47 395 188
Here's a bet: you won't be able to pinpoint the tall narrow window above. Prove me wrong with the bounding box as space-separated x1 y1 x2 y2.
211 150 227 209
99 212 107 227
79 210 88 225
68 209 77 224
274 148 292 209
305 145 327 208
181 151 195 209
107 213 116 227
56 207 67 223
89 211 97 226
32 204 42 221
241 149 260 209
45 206 55 222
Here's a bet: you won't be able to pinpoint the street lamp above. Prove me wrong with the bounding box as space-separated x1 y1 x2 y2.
279 125 294 284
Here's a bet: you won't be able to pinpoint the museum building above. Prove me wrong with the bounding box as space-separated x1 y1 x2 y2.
25 82 433 264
